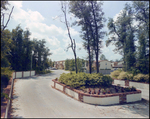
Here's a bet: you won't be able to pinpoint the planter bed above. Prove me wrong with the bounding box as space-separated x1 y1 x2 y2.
51 79 141 105
112 78 149 90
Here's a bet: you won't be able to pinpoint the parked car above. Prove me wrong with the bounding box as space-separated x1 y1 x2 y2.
51 67 57 70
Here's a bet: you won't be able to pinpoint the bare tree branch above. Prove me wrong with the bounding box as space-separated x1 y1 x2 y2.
2 6 14 32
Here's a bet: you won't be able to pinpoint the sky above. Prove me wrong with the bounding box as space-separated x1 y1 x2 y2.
5 1 133 62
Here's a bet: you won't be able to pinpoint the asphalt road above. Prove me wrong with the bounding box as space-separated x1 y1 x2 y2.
9 70 149 118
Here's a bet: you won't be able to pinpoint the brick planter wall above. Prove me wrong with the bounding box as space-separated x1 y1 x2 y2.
52 79 141 105
113 78 149 90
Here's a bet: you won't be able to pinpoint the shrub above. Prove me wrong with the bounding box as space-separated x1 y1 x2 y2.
101 75 113 87
1 92 12 100
110 69 122 79
1 67 13 89
36 69 51 74
124 87 131 92
131 86 136 91
58 72 113 88
133 74 149 83
117 71 133 80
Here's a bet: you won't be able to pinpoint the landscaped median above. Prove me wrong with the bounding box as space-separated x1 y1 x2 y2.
51 79 141 105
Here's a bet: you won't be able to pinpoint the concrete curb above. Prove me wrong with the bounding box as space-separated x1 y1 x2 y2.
4 75 14 118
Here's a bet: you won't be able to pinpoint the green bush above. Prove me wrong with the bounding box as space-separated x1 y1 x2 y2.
124 87 131 92
133 74 149 83
110 69 122 78
131 86 136 91
117 71 133 80
1 67 13 89
36 69 51 74
58 72 113 89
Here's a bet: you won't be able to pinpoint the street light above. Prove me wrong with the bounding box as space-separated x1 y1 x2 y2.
31 51 34 71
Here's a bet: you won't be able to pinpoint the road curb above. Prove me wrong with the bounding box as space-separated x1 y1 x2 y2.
4 73 14 118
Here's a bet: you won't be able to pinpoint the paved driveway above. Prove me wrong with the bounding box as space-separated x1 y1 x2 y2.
9 70 149 118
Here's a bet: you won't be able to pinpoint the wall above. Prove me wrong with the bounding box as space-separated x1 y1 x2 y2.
52 79 141 105
113 79 149 90
23 71 30 77
83 95 119 105
14 70 35 79
114 80 125 86
99 61 112 70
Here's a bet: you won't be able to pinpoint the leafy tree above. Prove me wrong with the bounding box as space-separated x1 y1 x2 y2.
106 3 136 71
88 1 106 73
100 54 107 60
69 1 106 73
1 29 12 67
77 58 85 72
132 1 149 74
32 39 52 72
69 59 75 71
65 59 70 70
69 1 94 74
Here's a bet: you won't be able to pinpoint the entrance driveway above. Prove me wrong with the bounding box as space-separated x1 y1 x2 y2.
9 70 149 118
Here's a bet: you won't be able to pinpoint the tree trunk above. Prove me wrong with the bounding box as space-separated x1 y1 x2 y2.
73 50 78 74
88 44 92 74
96 52 99 73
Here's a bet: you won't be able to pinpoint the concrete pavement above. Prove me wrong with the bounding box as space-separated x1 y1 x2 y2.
9 70 149 118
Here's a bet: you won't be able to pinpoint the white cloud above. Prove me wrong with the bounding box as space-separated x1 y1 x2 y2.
9 1 23 8
7 1 123 61
27 9 45 22
113 9 124 22
47 36 60 47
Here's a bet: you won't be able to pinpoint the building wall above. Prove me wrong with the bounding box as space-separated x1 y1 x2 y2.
118 61 124 65
54 61 65 69
99 61 112 70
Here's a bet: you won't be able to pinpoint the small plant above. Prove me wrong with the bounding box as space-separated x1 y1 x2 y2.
55 78 58 81
124 87 131 92
131 86 136 91
1 92 12 100
101 88 106 94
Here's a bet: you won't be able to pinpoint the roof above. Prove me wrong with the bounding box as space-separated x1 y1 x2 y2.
113 62 118 66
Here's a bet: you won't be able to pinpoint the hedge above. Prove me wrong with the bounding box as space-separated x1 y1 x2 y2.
58 72 113 89
110 70 149 83
133 74 149 83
